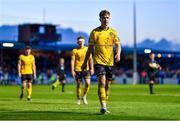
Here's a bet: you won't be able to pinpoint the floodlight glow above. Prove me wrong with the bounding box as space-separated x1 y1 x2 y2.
168 54 172 58
144 49 151 54
157 53 162 58
2 43 14 47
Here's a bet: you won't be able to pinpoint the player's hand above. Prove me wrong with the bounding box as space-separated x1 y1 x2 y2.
115 53 120 62
18 73 21 78
81 63 87 71
158 65 162 70
34 74 37 79
90 69 94 75
71 71 76 78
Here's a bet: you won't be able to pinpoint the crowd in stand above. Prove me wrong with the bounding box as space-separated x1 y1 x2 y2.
0 50 180 85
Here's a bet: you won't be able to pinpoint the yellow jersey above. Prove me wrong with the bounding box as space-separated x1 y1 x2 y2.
89 27 120 66
19 54 35 74
72 46 89 71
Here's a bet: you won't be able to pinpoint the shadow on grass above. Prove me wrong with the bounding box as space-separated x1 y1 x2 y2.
0 110 169 120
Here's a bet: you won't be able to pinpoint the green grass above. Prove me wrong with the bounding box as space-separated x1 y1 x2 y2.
0 84 180 120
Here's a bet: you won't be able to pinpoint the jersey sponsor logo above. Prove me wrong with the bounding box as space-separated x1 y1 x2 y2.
109 32 114 37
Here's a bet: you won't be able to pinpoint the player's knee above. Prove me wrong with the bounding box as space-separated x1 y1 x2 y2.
149 81 154 84
27 82 32 86
86 82 90 87
85 78 90 84
22 81 26 86
76 80 81 86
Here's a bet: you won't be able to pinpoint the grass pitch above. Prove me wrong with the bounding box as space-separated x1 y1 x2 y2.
0 84 180 120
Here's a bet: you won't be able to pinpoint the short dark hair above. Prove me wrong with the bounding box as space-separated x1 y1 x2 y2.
77 36 85 41
150 53 155 57
25 45 31 49
99 10 110 18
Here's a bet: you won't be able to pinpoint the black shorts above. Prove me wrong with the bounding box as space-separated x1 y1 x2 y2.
21 74 33 82
75 71 90 80
148 73 155 81
57 73 66 82
94 64 113 80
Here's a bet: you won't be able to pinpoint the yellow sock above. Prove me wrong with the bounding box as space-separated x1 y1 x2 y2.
27 84 32 98
98 84 106 104
52 79 60 88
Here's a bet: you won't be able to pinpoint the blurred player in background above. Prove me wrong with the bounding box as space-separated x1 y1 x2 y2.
18 45 36 101
82 10 121 114
71 36 94 105
146 53 161 94
52 58 67 93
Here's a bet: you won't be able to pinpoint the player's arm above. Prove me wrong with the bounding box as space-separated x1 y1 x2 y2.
113 30 121 62
115 41 121 62
18 56 21 77
63 65 67 78
157 63 162 70
88 53 94 75
32 57 36 79
71 50 76 78
82 45 93 71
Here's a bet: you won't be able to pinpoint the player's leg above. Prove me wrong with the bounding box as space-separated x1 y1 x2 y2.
105 80 111 100
105 67 113 101
98 75 107 112
20 82 26 99
20 75 26 99
60 74 66 92
149 81 154 94
95 65 109 114
75 72 82 105
149 73 155 94
27 74 33 100
61 79 66 92
52 75 60 90
27 81 32 100
82 71 91 104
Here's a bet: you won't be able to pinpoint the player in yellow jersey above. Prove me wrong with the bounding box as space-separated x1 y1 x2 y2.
71 36 94 105
18 45 36 101
82 10 121 114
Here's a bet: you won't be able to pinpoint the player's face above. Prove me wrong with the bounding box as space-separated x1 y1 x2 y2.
25 48 31 55
100 14 110 27
77 39 85 48
60 58 64 64
150 54 155 60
